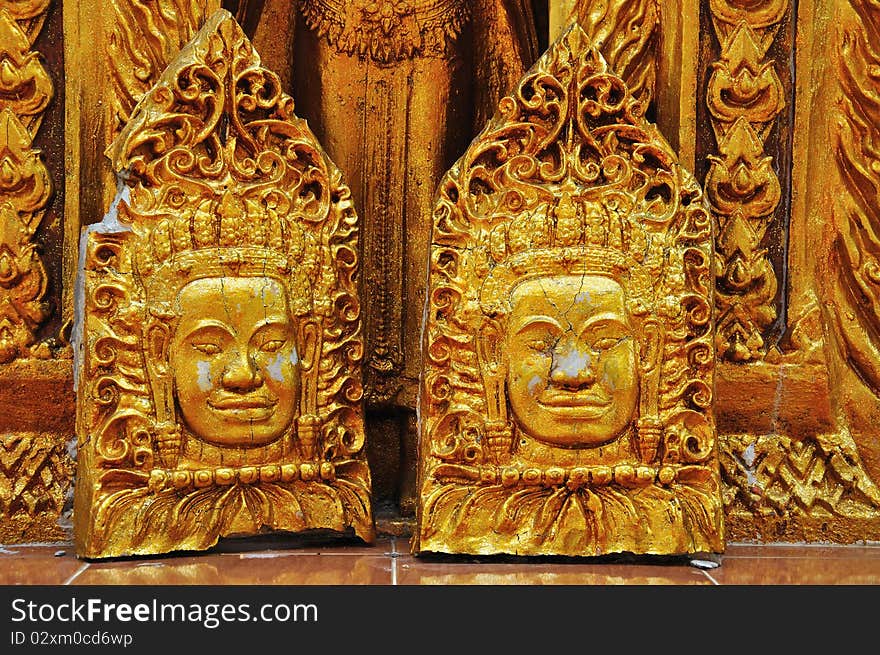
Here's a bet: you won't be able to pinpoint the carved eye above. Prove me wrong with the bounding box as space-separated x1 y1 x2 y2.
260 339 286 353
593 337 623 351
192 342 222 355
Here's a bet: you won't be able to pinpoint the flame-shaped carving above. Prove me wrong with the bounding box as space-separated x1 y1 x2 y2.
834 0 880 394
706 0 788 361
707 24 785 128
708 0 788 33
0 12 50 128
0 2 52 363
572 0 659 106
107 0 217 139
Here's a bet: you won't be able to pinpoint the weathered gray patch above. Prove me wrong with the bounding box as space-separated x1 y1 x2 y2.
196 360 213 391
527 375 542 394
554 347 591 379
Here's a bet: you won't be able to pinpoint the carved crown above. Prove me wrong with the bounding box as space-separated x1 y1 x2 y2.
128 190 319 315
429 25 711 325
480 191 652 315
108 10 349 317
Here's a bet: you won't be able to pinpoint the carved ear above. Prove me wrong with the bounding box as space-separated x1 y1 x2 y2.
145 323 170 376
298 318 321 373
143 321 173 424
640 319 664 373
475 317 505 374
476 316 509 425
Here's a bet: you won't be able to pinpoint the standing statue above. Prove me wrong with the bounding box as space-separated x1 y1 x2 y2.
275 1 539 510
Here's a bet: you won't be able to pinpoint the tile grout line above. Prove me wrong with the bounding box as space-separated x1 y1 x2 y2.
390 536 398 585
701 570 720 585
63 563 90 585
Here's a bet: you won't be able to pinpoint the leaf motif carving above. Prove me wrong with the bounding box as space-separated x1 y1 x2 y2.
707 0 788 361
0 1 52 363
834 0 880 392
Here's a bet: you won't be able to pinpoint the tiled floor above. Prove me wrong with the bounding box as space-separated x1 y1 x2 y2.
2 537 880 584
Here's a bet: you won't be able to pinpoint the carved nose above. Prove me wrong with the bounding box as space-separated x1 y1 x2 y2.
549 342 597 389
221 349 263 391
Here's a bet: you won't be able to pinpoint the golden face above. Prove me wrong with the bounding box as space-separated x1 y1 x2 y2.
505 275 639 448
169 277 300 448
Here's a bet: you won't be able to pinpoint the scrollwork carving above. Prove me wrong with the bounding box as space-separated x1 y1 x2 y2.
75 11 373 558
415 25 723 557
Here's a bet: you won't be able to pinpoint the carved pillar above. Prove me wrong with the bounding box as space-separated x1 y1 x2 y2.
0 0 74 543
702 0 790 363
716 0 880 542
655 0 701 170
828 0 880 476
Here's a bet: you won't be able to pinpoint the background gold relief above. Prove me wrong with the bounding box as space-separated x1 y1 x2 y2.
0 0 73 544
0 0 879 546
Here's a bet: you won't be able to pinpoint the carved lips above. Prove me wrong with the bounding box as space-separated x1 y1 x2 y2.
207 394 279 421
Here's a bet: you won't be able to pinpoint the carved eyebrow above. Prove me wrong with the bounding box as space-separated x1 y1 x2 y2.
253 317 293 332
511 315 563 336
183 321 235 339
578 314 631 337
250 320 292 343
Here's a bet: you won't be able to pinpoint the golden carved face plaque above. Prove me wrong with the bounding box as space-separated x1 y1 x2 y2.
73 11 373 559
415 25 725 557
503 275 640 448
167 276 303 449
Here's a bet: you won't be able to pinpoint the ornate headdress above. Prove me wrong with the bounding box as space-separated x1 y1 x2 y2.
127 190 319 317
479 191 653 317
101 11 361 468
